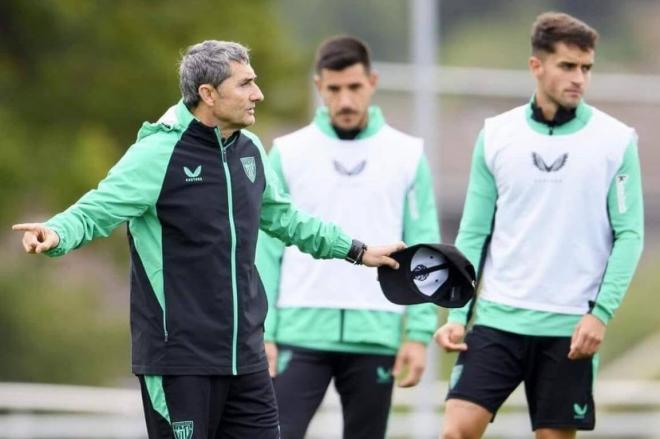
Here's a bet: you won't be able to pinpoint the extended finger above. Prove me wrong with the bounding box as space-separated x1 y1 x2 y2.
12 223 41 232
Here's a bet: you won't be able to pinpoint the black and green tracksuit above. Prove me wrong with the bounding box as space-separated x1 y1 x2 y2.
44 100 351 377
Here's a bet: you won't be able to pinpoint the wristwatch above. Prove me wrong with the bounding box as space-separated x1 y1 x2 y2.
345 239 368 265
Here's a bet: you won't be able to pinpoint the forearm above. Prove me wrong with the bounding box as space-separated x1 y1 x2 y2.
592 139 644 324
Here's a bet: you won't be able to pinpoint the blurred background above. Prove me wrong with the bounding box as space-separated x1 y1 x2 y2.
1 0 658 437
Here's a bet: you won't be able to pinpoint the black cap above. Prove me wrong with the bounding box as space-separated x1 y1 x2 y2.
377 244 476 308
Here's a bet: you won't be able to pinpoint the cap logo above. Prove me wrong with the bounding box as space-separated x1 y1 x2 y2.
412 264 430 281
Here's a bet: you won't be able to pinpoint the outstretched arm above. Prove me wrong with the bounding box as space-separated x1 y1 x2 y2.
12 132 173 256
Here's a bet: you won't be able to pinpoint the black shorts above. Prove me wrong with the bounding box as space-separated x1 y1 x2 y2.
138 369 279 439
447 325 596 431
273 344 396 439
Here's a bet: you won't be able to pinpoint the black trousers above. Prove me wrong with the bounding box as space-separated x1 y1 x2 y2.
138 369 280 439
273 344 396 439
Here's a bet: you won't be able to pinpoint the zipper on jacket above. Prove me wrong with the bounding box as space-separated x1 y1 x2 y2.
216 130 239 375
163 316 168 343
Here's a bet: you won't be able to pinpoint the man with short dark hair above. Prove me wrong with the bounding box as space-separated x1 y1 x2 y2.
256 35 440 439
12 40 404 439
434 12 644 439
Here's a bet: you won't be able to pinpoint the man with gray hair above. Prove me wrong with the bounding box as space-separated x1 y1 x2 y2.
12 40 404 439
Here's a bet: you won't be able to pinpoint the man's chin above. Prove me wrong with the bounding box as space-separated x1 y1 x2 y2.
331 119 361 131
561 95 582 109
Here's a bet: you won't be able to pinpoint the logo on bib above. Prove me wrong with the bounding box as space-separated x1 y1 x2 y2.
532 152 568 172
333 160 366 176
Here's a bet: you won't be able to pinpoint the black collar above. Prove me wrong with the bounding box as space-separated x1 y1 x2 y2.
220 130 240 147
531 99 576 127
332 125 362 140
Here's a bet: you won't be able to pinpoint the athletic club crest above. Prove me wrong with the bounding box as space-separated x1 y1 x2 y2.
241 156 257 183
172 420 194 439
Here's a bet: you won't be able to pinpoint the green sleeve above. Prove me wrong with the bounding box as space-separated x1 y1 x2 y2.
403 154 441 343
255 146 287 341
243 131 352 259
44 132 174 256
591 139 644 324
447 129 497 325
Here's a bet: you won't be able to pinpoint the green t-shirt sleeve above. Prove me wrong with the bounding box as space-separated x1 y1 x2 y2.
244 131 352 260
591 139 644 324
403 154 441 343
447 129 497 325
44 132 173 256
255 145 287 341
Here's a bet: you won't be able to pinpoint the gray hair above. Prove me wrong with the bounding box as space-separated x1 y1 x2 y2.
179 40 250 108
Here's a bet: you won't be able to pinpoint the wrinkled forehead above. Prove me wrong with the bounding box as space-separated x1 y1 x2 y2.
228 61 256 80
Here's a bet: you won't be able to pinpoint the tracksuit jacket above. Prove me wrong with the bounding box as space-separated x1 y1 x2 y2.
44 100 352 376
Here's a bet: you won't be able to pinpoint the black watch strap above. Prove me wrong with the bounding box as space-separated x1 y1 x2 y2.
345 239 368 265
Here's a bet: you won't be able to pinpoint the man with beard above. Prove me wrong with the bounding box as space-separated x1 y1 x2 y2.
434 12 644 439
256 36 440 439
